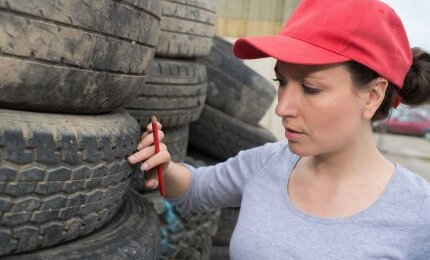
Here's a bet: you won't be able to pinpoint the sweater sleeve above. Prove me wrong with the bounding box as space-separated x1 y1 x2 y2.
169 142 284 212
407 193 430 259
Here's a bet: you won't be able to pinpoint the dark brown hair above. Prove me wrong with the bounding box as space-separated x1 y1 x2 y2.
345 47 430 121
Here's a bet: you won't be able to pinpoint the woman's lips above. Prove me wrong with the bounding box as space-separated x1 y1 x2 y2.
285 127 303 140
286 127 300 133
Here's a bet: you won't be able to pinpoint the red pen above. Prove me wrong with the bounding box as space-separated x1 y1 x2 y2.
151 116 166 197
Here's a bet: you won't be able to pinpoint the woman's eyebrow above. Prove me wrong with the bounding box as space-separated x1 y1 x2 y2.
274 66 324 80
304 73 326 80
274 66 304 79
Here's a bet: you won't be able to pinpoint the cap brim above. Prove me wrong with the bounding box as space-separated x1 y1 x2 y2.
233 35 351 65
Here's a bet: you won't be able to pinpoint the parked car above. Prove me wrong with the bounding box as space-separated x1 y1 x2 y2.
373 106 430 139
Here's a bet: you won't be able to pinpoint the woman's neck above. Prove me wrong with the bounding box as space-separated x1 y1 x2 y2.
302 127 393 183
288 127 396 218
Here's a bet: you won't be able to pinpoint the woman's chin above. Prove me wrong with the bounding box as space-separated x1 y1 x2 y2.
287 143 315 157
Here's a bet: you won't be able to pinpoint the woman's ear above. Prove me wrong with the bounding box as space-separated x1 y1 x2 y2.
362 77 388 120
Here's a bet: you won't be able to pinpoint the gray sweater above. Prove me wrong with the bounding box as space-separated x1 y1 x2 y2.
171 142 430 259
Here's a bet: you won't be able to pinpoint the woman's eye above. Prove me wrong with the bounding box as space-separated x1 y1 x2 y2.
272 78 286 87
302 84 321 95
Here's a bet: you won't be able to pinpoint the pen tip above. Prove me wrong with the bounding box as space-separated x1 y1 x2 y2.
151 116 157 123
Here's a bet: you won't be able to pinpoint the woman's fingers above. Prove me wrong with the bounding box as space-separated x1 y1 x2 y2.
128 120 169 191
146 179 159 189
137 145 169 189
144 169 159 189
128 143 170 185
141 146 170 171
128 145 154 164
135 121 163 150
136 129 164 151
146 121 162 132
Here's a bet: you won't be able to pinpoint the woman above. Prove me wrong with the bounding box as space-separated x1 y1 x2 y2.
128 0 430 258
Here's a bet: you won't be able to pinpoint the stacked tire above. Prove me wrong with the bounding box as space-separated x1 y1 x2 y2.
0 1 161 258
193 36 278 260
124 1 221 259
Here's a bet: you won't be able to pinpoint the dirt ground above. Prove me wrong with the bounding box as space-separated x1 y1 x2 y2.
374 133 430 183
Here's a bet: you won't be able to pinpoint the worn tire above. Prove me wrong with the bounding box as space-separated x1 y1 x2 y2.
143 194 220 260
0 109 140 256
185 147 220 167
211 208 240 247
186 149 231 260
126 58 207 128
163 125 189 163
138 156 221 260
0 0 160 113
156 0 216 57
189 105 277 160
209 246 229 260
159 201 220 260
131 125 189 193
199 36 276 125
5 189 161 260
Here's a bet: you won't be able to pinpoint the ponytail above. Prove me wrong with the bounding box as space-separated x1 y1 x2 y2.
399 47 430 106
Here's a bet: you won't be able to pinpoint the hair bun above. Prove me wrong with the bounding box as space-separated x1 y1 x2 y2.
400 47 430 106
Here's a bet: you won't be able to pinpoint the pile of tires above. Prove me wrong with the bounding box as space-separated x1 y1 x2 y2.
1 1 277 259
0 1 161 258
124 0 222 259
194 36 278 260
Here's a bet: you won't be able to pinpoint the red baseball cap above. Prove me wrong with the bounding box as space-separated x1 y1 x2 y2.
233 0 412 89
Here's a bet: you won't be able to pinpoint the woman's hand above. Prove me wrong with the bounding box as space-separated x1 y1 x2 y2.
127 121 172 190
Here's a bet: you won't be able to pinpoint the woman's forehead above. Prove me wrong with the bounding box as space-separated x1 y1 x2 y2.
274 61 349 77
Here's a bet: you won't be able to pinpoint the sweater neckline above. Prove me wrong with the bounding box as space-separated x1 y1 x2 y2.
282 155 401 224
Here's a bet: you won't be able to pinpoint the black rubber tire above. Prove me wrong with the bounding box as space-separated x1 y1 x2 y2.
209 207 240 260
126 58 207 128
156 0 216 58
158 156 220 260
136 155 221 260
159 202 220 260
186 145 231 260
0 0 160 113
199 36 276 125
0 109 140 256
189 105 277 160
163 125 190 163
210 246 229 260
142 193 220 260
130 125 189 193
211 208 240 247
185 147 221 167
4 189 161 260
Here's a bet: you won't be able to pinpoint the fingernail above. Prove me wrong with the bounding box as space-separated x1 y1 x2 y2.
137 144 143 150
128 155 136 163
141 163 149 171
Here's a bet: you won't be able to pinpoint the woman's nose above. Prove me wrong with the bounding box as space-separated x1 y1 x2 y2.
275 84 300 117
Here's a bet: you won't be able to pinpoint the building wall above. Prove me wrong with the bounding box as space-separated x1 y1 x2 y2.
216 0 299 37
